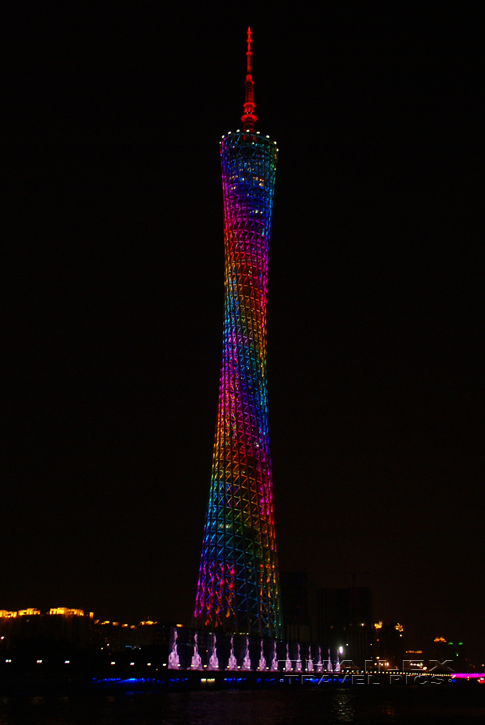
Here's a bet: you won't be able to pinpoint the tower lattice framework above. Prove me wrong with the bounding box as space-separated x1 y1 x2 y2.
194 29 282 638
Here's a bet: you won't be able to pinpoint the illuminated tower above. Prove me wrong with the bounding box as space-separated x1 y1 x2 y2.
194 29 282 638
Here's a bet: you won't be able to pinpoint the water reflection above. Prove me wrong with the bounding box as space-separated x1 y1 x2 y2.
331 689 356 722
381 703 396 721
0 687 484 724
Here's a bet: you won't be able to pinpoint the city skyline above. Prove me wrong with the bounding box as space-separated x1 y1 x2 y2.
4 7 483 663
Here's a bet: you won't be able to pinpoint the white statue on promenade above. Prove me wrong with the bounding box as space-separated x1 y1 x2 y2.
208 634 219 670
190 633 203 670
307 645 314 672
295 643 302 672
227 636 238 671
168 628 180 669
270 640 279 671
284 643 292 672
257 639 267 671
316 646 323 672
242 637 252 670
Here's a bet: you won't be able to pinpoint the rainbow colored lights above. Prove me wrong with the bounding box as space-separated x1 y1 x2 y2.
194 32 282 636
194 130 282 637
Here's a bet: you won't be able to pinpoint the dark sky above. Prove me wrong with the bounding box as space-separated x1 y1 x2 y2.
4 7 483 661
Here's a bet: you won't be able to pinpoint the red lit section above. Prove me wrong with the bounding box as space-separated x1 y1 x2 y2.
241 27 257 132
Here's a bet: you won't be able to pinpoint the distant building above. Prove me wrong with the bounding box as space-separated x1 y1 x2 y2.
433 636 468 671
280 572 316 642
373 622 405 669
0 608 171 654
316 587 373 666
94 620 169 651
404 650 425 670
0 608 94 649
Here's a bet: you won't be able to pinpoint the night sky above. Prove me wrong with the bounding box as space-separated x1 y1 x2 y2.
4 7 483 661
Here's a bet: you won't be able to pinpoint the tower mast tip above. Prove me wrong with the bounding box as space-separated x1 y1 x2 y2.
242 27 257 132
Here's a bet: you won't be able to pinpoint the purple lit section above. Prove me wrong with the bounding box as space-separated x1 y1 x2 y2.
194 131 282 637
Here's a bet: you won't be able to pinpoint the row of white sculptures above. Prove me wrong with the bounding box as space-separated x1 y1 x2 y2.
168 630 342 673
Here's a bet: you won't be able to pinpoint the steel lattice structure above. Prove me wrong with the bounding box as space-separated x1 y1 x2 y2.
194 29 282 638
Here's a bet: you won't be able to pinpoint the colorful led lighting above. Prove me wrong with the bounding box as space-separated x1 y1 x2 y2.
194 30 282 638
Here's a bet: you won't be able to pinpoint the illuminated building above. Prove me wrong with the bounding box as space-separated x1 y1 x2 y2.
49 608 92 617
373 622 405 669
194 29 282 637
0 608 95 649
433 636 468 670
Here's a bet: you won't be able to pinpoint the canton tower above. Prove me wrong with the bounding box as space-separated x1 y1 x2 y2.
194 29 282 638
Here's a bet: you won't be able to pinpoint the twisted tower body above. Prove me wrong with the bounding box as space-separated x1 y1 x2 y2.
195 29 282 637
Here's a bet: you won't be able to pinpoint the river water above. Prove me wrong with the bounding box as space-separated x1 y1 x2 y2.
1 686 485 724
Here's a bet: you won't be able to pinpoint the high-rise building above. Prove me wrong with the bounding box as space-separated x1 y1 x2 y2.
373 622 405 669
194 29 282 638
280 572 316 643
316 587 373 666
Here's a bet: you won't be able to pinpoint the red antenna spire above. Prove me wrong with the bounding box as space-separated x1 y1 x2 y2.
241 27 257 132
